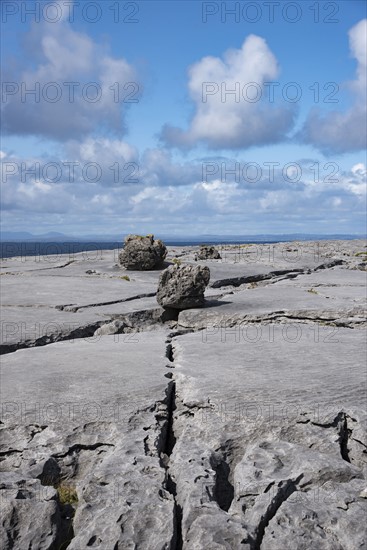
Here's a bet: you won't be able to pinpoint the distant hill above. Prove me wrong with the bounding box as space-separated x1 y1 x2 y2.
0 231 79 242
1 231 365 242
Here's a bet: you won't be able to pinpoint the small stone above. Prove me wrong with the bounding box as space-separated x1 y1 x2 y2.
94 320 126 336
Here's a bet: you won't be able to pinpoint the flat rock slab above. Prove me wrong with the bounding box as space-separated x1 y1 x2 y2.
1 248 167 350
0 273 157 308
178 277 366 329
2 242 365 352
166 326 366 548
1 240 366 549
277 266 367 304
173 325 366 412
180 239 366 282
0 293 165 350
0 331 177 549
1 331 170 421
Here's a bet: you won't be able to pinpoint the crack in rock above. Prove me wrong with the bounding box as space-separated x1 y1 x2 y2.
158 338 183 550
56 292 156 312
311 411 351 463
244 474 304 550
179 307 366 331
210 446 235 512
1 307 179 356
53 442 115 459
0 260 76 276
210 260 345 289
0 321 105 355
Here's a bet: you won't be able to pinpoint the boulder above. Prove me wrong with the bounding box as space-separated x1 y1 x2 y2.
156 264 210 309
195 245 221 260
119 234 167 270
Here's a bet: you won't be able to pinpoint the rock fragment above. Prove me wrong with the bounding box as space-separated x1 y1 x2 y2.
94 319 127 336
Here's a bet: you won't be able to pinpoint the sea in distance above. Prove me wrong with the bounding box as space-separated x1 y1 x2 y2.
1 235 364 260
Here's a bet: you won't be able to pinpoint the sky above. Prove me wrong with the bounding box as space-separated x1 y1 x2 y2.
1 0 366 237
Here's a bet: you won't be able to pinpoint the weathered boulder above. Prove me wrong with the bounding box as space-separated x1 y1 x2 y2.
195 245 221 260
119 234 167 270
156 264 210 309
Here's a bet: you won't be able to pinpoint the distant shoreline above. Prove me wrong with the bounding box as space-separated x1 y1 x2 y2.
1 237 366 259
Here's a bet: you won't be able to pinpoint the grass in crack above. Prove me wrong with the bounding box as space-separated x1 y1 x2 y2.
57 483 78 506
54 482 78 549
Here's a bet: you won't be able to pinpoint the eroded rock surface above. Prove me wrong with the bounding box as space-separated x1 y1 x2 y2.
157 264 210 310
1 239 366 549
119 234 167 270
195 245 221 260
1 332 176 549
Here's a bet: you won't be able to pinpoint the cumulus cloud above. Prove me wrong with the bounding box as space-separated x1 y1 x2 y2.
139 149 204 187
2 144 365 234
299 19 367 154
1 8 139 141
160 35 296 150
341 163 367 197
71 138 137 165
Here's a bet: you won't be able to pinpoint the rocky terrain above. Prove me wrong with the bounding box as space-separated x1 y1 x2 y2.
1 239 366 549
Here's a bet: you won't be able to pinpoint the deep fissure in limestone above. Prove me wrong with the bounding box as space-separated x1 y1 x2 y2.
244 474 304 550
160 339 183 550
211 456 234 512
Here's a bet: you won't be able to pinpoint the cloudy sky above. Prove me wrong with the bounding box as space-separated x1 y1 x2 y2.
1 0 366 237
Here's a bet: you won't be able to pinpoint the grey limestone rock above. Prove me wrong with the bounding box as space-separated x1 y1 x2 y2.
94 319 127 336
157 264 210 309
1 239 366 549
195 245 221 260
0 478 64 550
119 234 167 270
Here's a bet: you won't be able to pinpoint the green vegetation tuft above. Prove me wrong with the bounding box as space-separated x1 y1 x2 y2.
57 483 78 506
120 275 130 281
127 234 151 240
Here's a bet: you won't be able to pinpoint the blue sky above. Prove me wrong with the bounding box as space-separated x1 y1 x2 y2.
1 0 366 236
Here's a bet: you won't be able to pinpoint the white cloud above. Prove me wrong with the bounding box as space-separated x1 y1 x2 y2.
65 138 137 165
344 163 367 197
2 14 139 141
161 35 296 150
259 190 292 211
139 149 203 187
1 143 365 234
300 19 367 154
351 163 367 176
193 179 241 213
